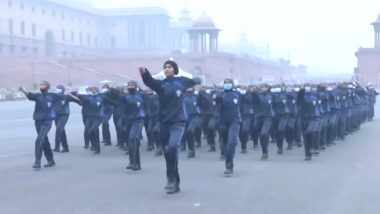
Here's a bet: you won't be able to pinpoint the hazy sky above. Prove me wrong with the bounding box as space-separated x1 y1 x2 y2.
93 0 380 74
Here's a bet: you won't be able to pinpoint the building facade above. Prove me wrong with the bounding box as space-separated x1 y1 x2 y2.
355 13 380 87
0 0 194 58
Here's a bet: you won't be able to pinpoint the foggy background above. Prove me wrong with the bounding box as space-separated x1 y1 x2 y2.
92 0 380 75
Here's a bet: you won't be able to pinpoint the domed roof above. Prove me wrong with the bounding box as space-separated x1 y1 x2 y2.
192 12 216 29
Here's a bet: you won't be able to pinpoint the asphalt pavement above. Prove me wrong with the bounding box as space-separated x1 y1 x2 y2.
0 100 379 214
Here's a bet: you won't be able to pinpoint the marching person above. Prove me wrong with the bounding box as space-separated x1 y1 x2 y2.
52 85 81 153
100 84 114 146
216 79 242 175
19 81 57 169
140 60 200 194
110 81 145 171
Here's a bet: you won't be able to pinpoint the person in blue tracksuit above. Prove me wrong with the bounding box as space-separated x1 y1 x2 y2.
144 90 162 156
252 84 274 160
140 60 200 194
100 84 114 146
317 84 330 150
271 85 289 154
197 87 218 152
74 86 111 154
284 85 298 150
216 79 242 175
110 81 145 171
52 85 81 153
238 86 254 154
297 84 321 161
19 81 57 169
326 84 339 146
181 88 202 158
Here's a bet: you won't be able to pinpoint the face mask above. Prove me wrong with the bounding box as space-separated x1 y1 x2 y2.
326 86 333 91
40 88 48 93
128 88 136 93
261 88 268 93
294 88 300 92
304 87 311 92
240 89 247 95
56 89 63 94
270 88 281 93
286 88 293 93
223 83 233 91
101 88 109 93
194 90 199 95
311 88 317 92
205 89 211 94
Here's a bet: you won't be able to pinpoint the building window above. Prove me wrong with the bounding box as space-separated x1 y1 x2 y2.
52 10 56 17
20 21 25 35
9 45 15 54
32 23 36 37
42 8 45 14
87 34 91 46
61 13 65 20
111 36 116 48
71 31 74 42
62 29 66 41
79 33 82 45
20 2 24 10
31 6 35 12
95 36 98 46
8 0 12 7
70 16 74 22
8 19 13 35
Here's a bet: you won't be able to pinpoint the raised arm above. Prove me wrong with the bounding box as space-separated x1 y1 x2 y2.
18 86 37 101
139 67 162 93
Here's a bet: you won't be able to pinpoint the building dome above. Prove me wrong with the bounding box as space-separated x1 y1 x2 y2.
192 12 216 29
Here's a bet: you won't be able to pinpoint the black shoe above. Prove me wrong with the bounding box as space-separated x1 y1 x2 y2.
125 150 130 155
296 143 302 148
32 161 41 169
261 153 268 160
277 148 283 155
179 146 186 152
187 151 195 158
286 145 292 150
90 147 95 151
253 145 259 150
147 146 154 151
219 155 225 161
166 183 180 194
132 165 141 171
104 143 112 146
304 156 312 161
312 150 319 155
126 164 134 170
195 143 201 148
60 148 69 153
155 149 163 156
84 145 89 149
320 146 325 151
241 149 247 154
94 151 101 154
52 148 60 152
224 168 233 175
166 186 180 194
208 146 216 152
44 161 55 168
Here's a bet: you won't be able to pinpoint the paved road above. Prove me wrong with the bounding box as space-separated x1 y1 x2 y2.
0 100 380 214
